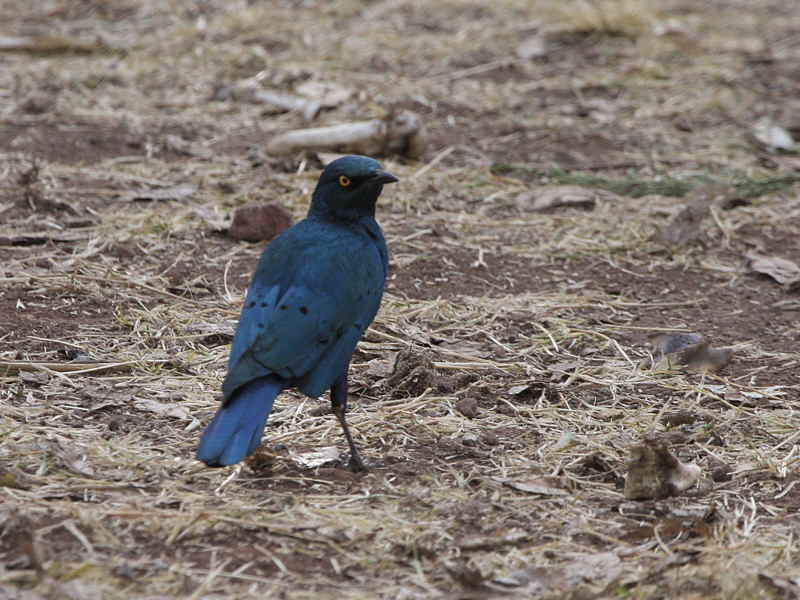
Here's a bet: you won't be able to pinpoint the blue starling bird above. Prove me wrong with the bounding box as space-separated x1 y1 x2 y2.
197 155 397 471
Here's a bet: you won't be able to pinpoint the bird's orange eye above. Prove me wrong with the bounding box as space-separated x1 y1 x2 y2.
338 175 351 187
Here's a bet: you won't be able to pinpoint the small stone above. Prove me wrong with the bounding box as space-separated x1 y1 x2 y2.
456 397 479 419
661 411 697 428
496 403 518 416
461 434 479 447
708 457 732 482
480 430 499 446
229 203 292 243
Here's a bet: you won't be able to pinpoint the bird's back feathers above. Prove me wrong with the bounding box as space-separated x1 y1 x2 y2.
222 216 387 400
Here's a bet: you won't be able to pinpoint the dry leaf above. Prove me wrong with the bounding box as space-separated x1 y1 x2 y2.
747 253 800 289
191 206 230 232
364 358 393 378
292 446 340 469
494 477 570 496
40 441 96 478
723 386 786 408
752 117 795 151
133 398 191 420
624 437 701 500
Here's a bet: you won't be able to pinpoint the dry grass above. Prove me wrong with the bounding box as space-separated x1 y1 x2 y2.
542 0 658 38
2 0 800 598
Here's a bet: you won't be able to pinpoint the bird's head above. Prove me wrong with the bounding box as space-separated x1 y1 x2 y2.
309 155 398 220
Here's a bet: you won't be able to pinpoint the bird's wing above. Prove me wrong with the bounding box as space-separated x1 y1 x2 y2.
226 279 280 376
223 225 384 399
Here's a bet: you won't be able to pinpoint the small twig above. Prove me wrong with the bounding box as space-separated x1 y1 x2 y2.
422 58 518 83
533 322 561 353
214 464 242 496
189 557 233 600
0 360 168 375
412 146 454 179
255 544 291 575
62 520 95 556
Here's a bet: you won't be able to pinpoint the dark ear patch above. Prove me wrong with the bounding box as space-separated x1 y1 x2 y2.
299 306 309 314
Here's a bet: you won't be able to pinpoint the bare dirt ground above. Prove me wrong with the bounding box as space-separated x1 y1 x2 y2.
1 1 800 598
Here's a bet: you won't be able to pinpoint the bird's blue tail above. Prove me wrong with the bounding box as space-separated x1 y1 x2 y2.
196 376 283 467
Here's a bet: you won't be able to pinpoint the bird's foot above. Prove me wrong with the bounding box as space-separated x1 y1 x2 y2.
345 452 368 473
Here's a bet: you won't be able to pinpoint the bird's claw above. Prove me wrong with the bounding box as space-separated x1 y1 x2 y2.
346 453 368 473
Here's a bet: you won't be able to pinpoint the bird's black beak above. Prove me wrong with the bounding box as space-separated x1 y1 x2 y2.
371 170 399 185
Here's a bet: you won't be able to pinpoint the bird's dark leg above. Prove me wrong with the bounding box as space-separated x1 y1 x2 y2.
330 370 366 472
